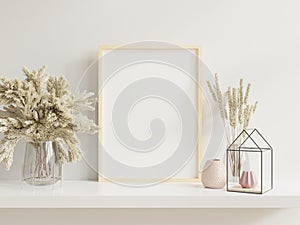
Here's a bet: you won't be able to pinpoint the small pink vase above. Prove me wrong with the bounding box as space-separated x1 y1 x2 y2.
202 159 226 189
239 171 257 188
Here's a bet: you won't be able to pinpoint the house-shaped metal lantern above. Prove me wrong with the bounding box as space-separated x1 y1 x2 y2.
227 129 273 194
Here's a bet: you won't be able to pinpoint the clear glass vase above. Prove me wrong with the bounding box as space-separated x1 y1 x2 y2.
23 141 62 186
227 144 244 187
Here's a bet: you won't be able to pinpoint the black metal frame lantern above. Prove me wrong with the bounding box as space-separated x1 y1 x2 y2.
226 129 273 194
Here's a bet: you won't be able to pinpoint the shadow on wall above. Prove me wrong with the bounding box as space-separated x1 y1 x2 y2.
0 209 299 225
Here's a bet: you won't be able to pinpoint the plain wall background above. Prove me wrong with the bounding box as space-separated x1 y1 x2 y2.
0 0 299 224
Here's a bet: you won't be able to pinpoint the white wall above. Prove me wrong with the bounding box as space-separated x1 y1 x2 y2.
0 0 299 224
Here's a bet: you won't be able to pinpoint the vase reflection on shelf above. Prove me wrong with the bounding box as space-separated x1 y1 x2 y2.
23 141 62 186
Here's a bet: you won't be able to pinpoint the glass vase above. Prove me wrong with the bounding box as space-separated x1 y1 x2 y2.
23 141 62 186
227 144 244 185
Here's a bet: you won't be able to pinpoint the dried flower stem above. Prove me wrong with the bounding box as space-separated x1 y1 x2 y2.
207 74 258 176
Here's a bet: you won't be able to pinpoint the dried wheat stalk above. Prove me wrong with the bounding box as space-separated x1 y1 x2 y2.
207 74 258 176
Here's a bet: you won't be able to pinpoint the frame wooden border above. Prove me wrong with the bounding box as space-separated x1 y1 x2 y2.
98 45 202 182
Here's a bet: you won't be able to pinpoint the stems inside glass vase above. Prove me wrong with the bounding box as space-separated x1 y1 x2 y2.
23 141 61 186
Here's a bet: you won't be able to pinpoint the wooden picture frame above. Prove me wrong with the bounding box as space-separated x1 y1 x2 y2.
98 45 202 182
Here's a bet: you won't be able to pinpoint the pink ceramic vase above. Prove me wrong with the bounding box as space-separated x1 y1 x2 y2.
201 159 226 189
239 171 257 188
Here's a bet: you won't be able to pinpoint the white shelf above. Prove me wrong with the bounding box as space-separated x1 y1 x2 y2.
0 180 299 208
